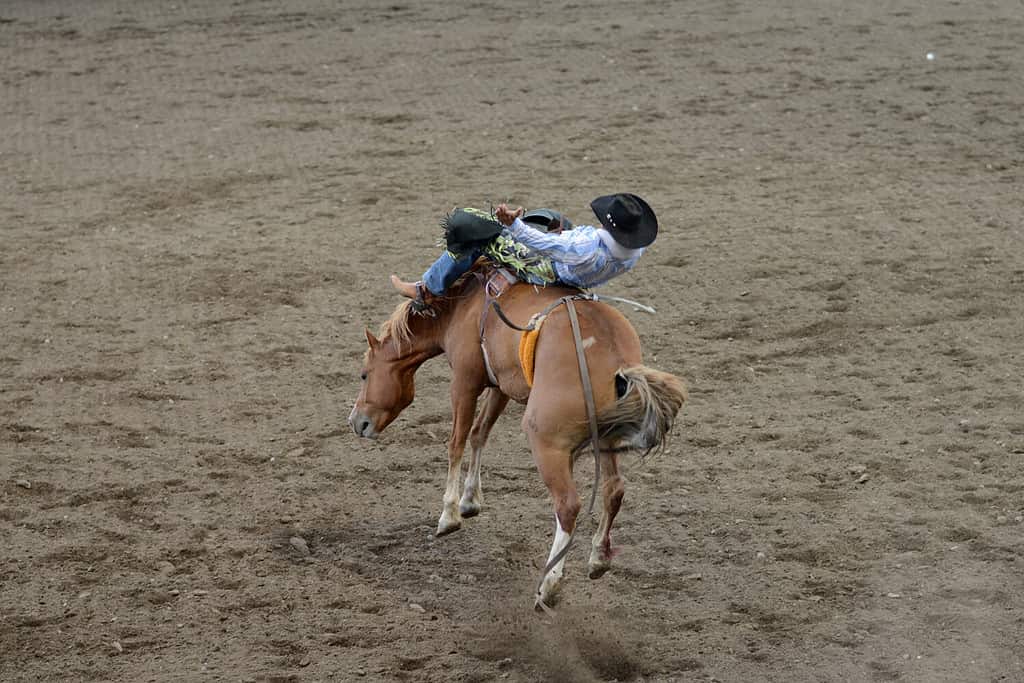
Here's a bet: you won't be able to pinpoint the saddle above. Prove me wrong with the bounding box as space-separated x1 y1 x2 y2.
477 266 518 387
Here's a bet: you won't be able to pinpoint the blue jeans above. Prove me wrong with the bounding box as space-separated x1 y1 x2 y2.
422 248 483 295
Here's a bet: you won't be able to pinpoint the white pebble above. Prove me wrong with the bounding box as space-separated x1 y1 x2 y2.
289 536 311 556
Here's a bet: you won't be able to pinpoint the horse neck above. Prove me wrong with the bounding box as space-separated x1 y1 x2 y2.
381 304 447 370
381 274 484 369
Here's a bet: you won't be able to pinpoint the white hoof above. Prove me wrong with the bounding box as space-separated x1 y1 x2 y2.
535 572 563 609
436 511 462 536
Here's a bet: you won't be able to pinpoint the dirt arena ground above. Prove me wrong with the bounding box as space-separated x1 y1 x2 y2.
2 1 1023 681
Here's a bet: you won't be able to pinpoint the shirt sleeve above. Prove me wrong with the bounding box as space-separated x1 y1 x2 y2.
505 218 602 266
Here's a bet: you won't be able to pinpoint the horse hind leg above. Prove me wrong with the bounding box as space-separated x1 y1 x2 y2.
588 451 624 580
459 389 508 518
530 440 581 609
537 513 575 610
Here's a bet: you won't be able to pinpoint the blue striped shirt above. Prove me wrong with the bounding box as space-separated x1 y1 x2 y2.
503 218 644 289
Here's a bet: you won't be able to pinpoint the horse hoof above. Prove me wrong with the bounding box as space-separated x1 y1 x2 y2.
535 574 563 610
436 519 462 536
534 592 560 613
459 501 481 518
588 562 611 580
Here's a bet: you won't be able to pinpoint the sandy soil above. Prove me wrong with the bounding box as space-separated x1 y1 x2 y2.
2 1 1023 681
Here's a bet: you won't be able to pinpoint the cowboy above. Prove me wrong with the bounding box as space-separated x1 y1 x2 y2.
389 206 574 305
391 193 658 308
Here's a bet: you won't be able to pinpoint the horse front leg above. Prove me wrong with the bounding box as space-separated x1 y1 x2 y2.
588 451 625 579
437 380 483 536
459 388 509 519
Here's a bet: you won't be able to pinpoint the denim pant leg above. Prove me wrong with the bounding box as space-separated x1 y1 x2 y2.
422 248 481 295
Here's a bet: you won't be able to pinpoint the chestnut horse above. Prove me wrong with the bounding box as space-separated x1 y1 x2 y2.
349 267 686 606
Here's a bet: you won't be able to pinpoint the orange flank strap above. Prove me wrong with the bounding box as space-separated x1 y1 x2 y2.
517 314 547 387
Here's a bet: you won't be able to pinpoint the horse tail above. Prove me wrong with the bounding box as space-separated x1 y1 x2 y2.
593 365 687 455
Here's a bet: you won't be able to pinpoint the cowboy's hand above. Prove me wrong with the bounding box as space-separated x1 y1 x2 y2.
496 203 524 226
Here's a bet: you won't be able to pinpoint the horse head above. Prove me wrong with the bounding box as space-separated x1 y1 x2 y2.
348 328 418 438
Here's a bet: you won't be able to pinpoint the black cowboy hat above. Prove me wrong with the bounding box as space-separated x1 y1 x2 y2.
590 193 658 249
522 208 574 233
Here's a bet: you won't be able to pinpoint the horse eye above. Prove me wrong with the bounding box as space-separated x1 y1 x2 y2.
360 370 368 381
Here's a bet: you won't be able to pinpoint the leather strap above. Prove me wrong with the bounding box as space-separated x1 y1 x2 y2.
472 278 607 604
535 298 603 603
565 299 602 520
491 292 596 332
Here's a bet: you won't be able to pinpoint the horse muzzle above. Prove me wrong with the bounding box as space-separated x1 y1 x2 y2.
348 407 378 439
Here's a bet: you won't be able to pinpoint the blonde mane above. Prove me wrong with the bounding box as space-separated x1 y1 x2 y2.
366 269 485 360
377 300 415 351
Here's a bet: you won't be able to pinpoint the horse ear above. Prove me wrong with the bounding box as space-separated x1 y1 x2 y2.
364 328 380 349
